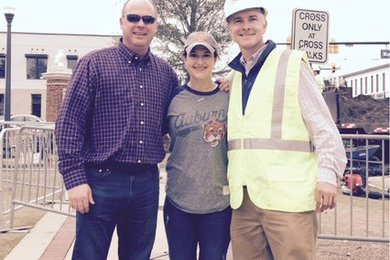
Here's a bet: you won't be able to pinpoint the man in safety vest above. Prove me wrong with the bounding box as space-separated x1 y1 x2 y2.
223 1 347 259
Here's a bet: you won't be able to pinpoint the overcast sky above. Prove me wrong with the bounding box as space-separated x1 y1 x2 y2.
1 0 389 74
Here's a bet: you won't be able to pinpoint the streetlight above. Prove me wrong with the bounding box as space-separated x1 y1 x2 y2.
4 6 14 121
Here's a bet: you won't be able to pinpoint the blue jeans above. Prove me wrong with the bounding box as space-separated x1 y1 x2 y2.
163 197 232 260
72 165 159 260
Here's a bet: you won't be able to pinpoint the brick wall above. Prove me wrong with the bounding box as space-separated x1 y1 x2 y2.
43 72 71 122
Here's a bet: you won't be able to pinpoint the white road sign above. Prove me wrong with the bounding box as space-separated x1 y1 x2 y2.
291 9 329 63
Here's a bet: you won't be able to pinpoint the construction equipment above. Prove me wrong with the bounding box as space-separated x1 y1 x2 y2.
341 170 389 199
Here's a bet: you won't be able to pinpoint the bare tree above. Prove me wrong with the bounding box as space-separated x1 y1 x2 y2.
151 0 232 82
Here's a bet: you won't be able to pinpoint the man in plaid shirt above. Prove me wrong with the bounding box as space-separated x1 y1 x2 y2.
55 0 177 259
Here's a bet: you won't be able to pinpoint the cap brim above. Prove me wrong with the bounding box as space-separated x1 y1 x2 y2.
185 42 215 54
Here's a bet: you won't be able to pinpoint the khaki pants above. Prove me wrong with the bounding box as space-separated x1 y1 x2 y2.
231 188 318 260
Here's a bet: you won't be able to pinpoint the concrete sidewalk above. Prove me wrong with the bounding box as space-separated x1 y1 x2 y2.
4 171 232 260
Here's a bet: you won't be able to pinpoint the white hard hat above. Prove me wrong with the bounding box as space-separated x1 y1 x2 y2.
224 0 268 21
312 65 320 72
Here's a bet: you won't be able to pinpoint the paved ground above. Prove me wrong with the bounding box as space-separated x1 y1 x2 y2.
4 205 171 259
4 210 172 260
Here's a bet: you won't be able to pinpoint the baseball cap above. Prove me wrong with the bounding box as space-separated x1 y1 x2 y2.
184 31 219 56
224 0 268 21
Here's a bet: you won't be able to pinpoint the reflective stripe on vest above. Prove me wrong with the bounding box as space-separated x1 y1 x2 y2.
228 138 313 152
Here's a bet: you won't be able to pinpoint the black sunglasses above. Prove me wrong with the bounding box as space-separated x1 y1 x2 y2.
125 14 156 25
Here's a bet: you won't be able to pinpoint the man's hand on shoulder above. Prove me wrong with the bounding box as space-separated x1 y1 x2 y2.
68 184 94 214
315 182 337 212
216 78 230 92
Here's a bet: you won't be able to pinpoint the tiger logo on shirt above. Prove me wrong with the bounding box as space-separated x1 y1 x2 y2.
202 116 226 147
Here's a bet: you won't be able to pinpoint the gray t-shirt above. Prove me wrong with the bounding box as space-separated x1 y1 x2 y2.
166 85 229 214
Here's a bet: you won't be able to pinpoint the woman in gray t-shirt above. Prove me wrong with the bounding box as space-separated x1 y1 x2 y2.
164 31 231 260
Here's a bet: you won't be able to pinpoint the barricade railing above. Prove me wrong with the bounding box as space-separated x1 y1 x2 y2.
0 127 21 228
1 126 389 243
318 134 389 242
5 125 75 230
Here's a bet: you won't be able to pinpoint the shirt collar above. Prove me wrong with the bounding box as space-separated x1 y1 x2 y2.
239 44 268 67
117 38 152 64
229 40 276 73
239 44 268 75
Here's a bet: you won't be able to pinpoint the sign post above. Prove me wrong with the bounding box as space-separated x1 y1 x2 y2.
291 9 329 63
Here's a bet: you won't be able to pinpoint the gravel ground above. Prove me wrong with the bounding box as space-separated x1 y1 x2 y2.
317 239 389 260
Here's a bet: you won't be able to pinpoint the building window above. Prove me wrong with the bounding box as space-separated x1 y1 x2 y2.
66 55 78 72
26 54 48 79
383 73 386 92
376 74 379 92
360 78 363 95
0 54 5 79
0 94 4 115
365 77 368 94
31 94 41 117
371 75 374 93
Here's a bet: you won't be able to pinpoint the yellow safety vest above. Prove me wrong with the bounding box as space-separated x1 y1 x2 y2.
227 48 318 212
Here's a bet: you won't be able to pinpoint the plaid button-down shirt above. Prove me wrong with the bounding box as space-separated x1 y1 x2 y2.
55 40 178 189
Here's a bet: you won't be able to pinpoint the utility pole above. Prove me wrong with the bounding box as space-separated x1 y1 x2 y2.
4 6 15 121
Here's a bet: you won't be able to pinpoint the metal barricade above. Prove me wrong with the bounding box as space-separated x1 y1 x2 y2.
318 134 389 242
2 126 389 243
0 127 20 228
7 125 74 229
